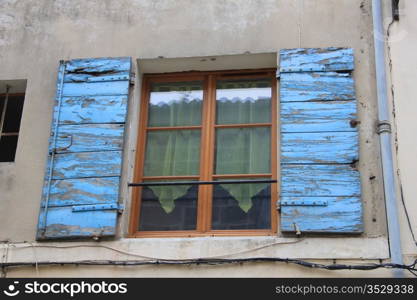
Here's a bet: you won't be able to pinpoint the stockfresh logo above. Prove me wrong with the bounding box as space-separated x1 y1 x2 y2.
3 281 20 297
2 281 128 297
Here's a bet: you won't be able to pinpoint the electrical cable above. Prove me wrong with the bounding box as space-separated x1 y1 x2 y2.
8 238 306 261
1 258 416 277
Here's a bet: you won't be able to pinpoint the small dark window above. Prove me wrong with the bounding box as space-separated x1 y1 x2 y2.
0 92 25 162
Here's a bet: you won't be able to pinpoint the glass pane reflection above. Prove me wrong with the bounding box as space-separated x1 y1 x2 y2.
216 78 271 124
149 81 203 127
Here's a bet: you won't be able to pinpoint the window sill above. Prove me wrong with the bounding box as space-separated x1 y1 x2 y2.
2 236 389 264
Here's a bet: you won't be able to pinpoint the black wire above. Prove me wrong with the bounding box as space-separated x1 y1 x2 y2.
1 258 416 276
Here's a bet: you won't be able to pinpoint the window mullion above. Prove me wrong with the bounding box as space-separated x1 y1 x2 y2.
197 75 216 232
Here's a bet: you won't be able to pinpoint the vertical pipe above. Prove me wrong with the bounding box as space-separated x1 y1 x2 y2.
372 0 404 277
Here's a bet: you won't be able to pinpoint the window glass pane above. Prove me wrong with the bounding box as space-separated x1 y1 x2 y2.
148 81 203 127
215 127 270 174
144 129 201 176
212 180 270 230
216 78 271 124
3 95 25 133
0 135 18 162
139 182 198 231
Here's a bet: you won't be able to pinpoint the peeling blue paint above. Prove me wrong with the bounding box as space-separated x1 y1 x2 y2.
279 47 362 234
37 57 131 240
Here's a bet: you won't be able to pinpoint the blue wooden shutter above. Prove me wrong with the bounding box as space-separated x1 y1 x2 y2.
37 57 131 240
279 48 363 233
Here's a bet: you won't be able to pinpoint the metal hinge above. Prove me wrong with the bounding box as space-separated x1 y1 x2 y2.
72 203 124 213
279 200 328 207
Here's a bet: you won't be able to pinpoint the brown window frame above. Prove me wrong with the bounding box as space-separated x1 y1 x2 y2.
129 69 278 238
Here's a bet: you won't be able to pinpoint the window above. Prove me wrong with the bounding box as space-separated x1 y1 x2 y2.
0 86 25 162
130 69 278 237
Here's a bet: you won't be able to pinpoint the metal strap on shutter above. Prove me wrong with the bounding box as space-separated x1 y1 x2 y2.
279 48 363 234
36 57 131 240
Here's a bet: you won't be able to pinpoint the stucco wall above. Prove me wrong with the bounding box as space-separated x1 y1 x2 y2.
0 0 410 277
388 0 417 260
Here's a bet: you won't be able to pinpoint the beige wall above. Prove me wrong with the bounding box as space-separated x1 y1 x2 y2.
388 0 417 259
0 0 413 277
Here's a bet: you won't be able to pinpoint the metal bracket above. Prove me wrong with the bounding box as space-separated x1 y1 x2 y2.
280 200 328 207
72 203 124 213
392 0 400 21
129 72 136 85
377 120 392 134
293 223 302 236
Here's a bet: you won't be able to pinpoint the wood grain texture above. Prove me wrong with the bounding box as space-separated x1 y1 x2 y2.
280 196 363 233
281 100 357 133
281 131 358 164
65 57 131 83
51 151 122 180
280 72 355 102
38 207 118 239
41 177 120 208
56 96 128 124
279 47 362 234
280 47 354 72
54 124 124 153
38 57 131 240
62 81 130 97
281 164 361 197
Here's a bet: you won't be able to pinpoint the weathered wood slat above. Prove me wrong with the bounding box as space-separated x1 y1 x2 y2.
281 100 357 132
281 164 360 197
281 132 358 164
280 196 363 233
65 57 131 73
51 151 122 180
41 177 120 208
54 96 128 125
278 47 361 234
62 81 130 97
53 124 124 153
280 72 355 102
38 57 131 240
38 207 118 239
280 47 354 72
64 73 129 83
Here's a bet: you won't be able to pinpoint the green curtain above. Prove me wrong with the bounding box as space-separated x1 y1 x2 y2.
215 79 271 212
144 129 200 213
144 81 203 213
216 127 270 212
147 185 191 214
143 79 271 213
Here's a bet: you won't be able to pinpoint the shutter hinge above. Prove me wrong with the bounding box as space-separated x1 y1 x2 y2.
280 200 328 207
276 69 280 79
72 203 124 213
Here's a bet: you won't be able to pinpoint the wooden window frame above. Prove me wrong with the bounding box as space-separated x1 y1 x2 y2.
129 69 278 238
